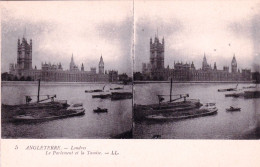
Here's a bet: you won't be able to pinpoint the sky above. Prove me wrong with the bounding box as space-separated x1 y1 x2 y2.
134 1 260 72
1 1 260 75
1 1 133 75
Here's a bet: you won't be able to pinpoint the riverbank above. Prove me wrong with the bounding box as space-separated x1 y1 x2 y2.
1 81 122 86
134 81 254 84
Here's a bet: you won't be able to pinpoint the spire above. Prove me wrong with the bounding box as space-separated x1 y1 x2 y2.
23 27 26 39
100 54 103 62
231 54 237 64
71 53 75 64
81 63 84 71
99 54 104 66
162 36 164 44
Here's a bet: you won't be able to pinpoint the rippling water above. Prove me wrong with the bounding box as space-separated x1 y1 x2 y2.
133 83 260 139
1 82 132 139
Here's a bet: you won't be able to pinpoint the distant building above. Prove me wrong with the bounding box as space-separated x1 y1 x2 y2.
141 34 252 82
142 35 166 80
99 55 104 74
231 55 237 73
9 36 110 82
108 70 118 82
17 37 32 71
69 54 79 71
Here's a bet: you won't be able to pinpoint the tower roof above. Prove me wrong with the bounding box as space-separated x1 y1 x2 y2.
99 55 104 65
231 54 237 65
71 53 75 63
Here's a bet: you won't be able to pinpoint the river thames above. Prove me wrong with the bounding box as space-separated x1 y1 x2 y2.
1 82 132 139
133 82 260 139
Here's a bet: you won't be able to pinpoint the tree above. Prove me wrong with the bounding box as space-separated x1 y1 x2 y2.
20 76 25 81
252 72 260 83
26 76 32 81
1 72 9 81
153 76 158 81
133 72 143 81
14 76 19 81
7 76 13 81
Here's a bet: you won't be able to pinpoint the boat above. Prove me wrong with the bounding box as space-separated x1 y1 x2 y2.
93 107 108 113
85 85 106 93
7 80 85 122
111 92 133 100
92 94 111 99
134 79 203 121
226 106 241 112
3 79 69 111
244 90 260 98
3 100 69 110
110 86 124 90
13 103 85 122
218 84 238 92
225 90 260 99
225 93 241 97
13 108 85 122
145 106 218 121
85 89 103 93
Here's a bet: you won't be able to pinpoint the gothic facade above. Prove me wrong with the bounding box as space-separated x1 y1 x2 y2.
141 35 252 81
9 37 115 82
142 35 166 80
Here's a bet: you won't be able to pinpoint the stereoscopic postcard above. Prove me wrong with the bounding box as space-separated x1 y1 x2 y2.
1 1 260 166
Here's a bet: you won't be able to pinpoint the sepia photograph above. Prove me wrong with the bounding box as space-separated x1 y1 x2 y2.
1 1 260 167
133 1 260 139
1 1 133 139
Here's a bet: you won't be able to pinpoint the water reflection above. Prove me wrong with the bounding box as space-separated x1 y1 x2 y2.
2 82 132 139
133 83 260 139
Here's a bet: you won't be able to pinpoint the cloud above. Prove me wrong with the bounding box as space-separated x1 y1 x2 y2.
1 1 133 75
134 1 260 71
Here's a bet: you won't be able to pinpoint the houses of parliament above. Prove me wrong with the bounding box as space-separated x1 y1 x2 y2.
8 36 118 82
142 35 252 81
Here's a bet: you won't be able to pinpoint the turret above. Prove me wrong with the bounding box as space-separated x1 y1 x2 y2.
150 34 165 70
81 63 84 71
16 36 32 70
70 54 75 70
214 62 217 70
98 55 104 74
191 61 195 70
231 54 237 73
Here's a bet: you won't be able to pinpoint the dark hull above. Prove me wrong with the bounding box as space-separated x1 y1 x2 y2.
92 94 111 99
226 109 241 112
244 91 260 98
218 88 236 92
146 109 218 121
85 90 103 93
134 100 202 121
111 92 133 100
93 109 108 113
13 109 85 122
2 101 68 110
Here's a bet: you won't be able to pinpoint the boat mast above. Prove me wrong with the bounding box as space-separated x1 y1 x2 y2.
37 79 41 103
170 78 173 102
